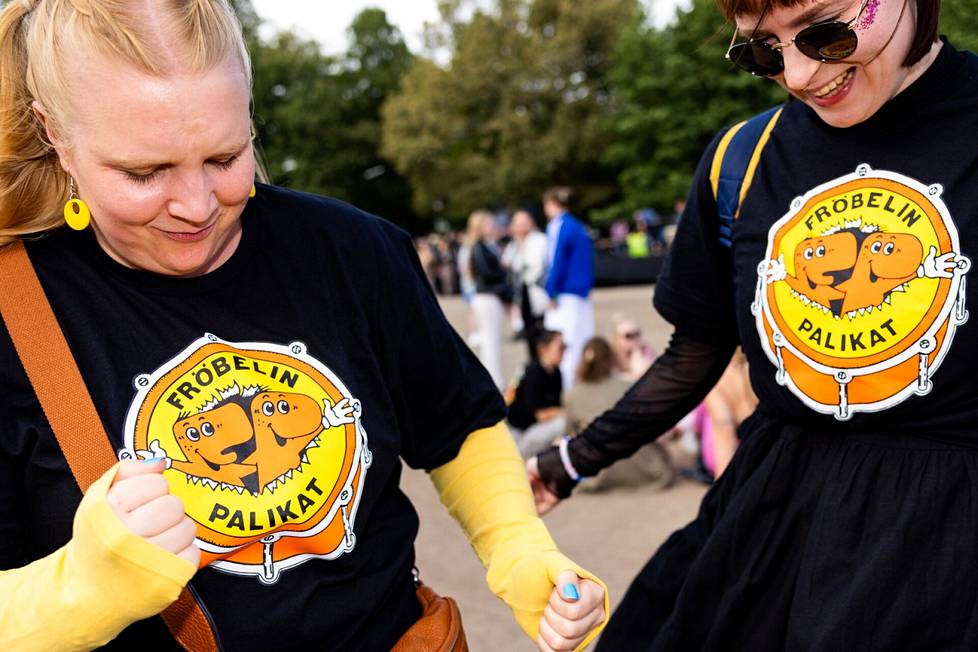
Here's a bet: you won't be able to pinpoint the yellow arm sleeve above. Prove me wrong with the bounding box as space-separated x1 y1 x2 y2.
430 421 610 650
0 463 197 651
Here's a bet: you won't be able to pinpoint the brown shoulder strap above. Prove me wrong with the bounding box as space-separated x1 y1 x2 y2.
0 241 220 652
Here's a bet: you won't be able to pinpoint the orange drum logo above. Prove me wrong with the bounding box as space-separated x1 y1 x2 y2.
754 165 970 419
119 334 372 584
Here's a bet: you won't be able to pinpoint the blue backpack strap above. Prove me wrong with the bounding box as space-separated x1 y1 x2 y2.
709 105 784 248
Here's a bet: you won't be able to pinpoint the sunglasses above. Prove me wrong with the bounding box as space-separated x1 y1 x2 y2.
726 0 871 77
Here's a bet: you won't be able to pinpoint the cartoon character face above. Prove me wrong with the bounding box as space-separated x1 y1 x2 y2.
857 232 923 279
793 232 857 285
250 392 324 441
245 392 327 492
172 402 255 467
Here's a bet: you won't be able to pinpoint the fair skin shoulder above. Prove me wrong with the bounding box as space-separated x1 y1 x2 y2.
736 0 941 127
36 52 256 277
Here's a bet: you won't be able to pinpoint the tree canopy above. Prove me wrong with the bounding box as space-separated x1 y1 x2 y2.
597 0 978 222
248 7 422 230
1 0 975 233
381 0 640 222
598 0 785 222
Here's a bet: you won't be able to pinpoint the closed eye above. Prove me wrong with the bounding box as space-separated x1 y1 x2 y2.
210 155 239 171
123 169 162 185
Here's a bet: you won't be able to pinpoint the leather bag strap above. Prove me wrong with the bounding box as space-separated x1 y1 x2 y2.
0 241 219 652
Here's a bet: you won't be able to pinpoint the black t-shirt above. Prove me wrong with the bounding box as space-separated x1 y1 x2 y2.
507 361 562 430
655 41 978 440
0 185 505 651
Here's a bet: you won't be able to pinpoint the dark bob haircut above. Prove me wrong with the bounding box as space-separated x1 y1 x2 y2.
716 0 940 67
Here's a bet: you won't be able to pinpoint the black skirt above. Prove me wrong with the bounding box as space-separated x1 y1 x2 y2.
598 412 978 651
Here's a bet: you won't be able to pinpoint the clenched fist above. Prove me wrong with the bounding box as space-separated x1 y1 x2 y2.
106 459 200 567
537 570 606 651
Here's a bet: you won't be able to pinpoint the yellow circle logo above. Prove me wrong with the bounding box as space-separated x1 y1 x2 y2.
754 165 970 419
120 335 372 584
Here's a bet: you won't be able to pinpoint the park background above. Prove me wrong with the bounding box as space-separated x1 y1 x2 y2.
223 3 978 648
228 0 977 235
3 1 972 648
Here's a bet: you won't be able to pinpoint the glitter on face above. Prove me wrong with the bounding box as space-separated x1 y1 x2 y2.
857 0 880 31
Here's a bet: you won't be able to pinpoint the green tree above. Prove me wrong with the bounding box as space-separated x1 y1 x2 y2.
599 0 783 222
941 0 978 54
602 0 978 223
249 9 422 230
332 9 419 230
382 0 639 223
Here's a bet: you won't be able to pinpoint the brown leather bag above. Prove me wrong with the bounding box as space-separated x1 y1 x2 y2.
393 574 468 652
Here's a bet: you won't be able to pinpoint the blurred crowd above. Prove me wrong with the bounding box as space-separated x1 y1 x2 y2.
416 189 754 490
412 199 686 299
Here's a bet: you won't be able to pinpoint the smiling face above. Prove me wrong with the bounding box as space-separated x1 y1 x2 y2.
45 53 255 277
173 402 255 467
793 232 857 283
250 392 324 440
857 232 922 278
734 0 939 127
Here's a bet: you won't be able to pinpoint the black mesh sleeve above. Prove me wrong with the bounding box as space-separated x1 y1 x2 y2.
537 332 735 498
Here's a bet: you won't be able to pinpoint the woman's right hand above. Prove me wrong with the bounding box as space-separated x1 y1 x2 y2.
526 456 561 515
106 459 200 567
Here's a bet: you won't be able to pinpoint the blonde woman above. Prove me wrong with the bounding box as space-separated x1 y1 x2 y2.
0 2 606 650
464 209 510 389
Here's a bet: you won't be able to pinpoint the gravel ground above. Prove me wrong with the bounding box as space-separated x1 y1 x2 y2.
400 285 707 651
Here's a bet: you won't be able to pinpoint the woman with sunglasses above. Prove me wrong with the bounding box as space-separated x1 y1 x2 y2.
529 0 978 649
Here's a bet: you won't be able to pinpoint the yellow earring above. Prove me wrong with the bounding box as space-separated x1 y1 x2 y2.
63 177 90 231
249 184 256 198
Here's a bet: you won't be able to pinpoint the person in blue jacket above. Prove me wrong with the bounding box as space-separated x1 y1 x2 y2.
542 187 595 389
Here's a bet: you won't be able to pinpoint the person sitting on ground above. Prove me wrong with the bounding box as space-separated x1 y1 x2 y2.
610 316 656 381
508 330 567 458
565 337 673 492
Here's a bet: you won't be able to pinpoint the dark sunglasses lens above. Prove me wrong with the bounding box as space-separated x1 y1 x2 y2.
729 42 784 76
796 22 857 60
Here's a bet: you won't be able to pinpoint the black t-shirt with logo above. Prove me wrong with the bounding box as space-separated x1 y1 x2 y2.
595 42 978 651
0 185 505 651
656 41 978 440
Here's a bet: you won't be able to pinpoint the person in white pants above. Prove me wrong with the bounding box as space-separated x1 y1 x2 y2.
465 210 509 389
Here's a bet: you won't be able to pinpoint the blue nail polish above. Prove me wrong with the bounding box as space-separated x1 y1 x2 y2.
562 583 580 601
142 458 162 465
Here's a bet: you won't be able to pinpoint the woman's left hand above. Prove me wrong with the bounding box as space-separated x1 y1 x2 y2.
537 570 606 651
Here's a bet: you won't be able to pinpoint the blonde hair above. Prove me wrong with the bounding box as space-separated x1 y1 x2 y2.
0 0 252 246
463 209 494 248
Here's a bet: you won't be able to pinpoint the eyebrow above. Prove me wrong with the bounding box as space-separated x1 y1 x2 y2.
104 140 251 170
